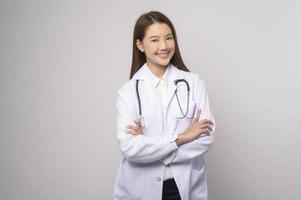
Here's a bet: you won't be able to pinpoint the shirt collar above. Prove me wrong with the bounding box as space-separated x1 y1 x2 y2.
145 63 170 88
133 62 185 87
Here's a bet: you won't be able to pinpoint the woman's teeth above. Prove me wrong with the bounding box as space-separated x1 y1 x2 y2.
157 52 169 58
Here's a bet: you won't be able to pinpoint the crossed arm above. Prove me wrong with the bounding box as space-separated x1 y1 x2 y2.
116 76 215 164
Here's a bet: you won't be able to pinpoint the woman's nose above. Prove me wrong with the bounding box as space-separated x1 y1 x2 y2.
160 40 167 50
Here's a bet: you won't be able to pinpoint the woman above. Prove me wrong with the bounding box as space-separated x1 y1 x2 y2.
112 11 215 200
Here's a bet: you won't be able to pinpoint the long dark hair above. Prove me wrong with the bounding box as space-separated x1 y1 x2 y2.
130 11 189 79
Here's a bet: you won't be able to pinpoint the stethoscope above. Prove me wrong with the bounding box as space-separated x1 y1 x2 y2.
135 79 192 128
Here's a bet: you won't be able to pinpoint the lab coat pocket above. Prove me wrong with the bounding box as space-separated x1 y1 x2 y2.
120 161 144 199
189 167 207 199
191 157 205 172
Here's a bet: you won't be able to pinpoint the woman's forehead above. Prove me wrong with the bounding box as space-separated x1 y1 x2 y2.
145 23 172 38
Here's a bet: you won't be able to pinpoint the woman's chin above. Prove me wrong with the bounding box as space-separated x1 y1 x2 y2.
157 58 171 66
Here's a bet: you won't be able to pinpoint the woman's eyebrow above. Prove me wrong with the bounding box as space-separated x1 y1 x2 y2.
148 33 173 39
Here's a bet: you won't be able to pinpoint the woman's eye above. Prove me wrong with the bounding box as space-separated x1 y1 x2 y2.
151 39 159 42
167 36 173 40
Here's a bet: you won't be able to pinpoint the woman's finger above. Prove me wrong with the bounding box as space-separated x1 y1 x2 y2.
199 124 213 131
192 108 202 123
126 123 143 135
199 119 214 126
132 124 142 133
126 125 138 130
125 128 136 133
125 129 139 135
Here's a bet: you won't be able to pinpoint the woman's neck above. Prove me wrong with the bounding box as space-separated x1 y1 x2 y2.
147 62 168 79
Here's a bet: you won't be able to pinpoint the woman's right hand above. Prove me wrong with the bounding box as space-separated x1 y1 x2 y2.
125 121 143 136
176 109 214 147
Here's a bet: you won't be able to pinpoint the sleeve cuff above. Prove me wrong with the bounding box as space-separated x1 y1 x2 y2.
161 134 178 166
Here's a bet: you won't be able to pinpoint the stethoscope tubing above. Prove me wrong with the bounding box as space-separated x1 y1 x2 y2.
136 79 190 121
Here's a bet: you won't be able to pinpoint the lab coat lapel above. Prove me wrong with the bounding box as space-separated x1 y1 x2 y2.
132 63 164 130
133 64 161 108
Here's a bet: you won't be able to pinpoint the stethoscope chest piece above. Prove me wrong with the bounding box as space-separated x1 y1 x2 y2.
136 115 145 128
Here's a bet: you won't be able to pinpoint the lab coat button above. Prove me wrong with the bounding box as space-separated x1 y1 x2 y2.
156 177 161 182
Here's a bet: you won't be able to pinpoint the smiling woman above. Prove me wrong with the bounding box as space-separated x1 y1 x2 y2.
112 11 215 200
129 11 190 79
136 23 175 71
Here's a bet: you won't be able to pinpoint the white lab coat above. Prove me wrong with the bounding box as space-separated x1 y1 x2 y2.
112 63 215 200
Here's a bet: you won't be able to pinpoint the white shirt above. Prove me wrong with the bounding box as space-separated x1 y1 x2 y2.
153 67 174 181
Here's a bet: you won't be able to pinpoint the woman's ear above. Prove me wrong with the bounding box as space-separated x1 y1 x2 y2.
136 39 144 52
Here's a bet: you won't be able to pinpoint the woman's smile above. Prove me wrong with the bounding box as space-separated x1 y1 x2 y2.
156 51 170 59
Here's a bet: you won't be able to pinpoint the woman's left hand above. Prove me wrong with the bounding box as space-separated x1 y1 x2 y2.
125 121 143 136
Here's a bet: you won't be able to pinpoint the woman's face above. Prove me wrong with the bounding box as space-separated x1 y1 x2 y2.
136 23 175 68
